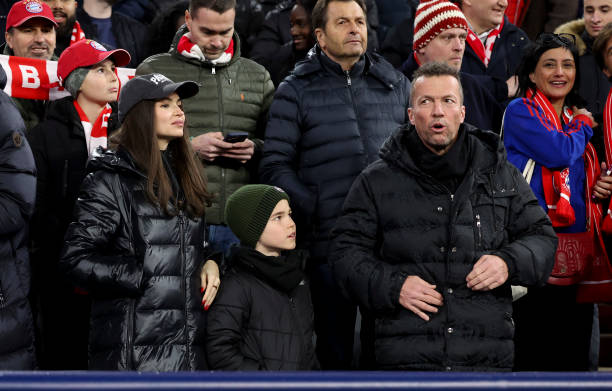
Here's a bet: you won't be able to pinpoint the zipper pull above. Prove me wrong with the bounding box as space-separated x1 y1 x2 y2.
345 70 351 86
476 214 482 246
212 66 216 75
450 194 454 201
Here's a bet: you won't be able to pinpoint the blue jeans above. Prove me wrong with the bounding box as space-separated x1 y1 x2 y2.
207 224 240 258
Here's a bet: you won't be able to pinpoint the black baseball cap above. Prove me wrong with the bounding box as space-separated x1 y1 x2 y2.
118 73 199 124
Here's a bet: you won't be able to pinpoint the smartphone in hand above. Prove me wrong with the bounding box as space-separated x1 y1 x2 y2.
223 132 248 143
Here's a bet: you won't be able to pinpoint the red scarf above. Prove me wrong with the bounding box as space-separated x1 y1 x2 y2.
600 88 612 232
73 100 112 158
70 21 86 44
527 88 599 228
466 18 504 67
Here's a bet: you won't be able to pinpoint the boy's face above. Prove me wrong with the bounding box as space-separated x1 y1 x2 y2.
256 199 296 257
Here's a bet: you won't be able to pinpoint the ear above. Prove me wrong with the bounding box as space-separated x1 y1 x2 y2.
407 107 415 125
185 9 192 31
314 27 325 47
529 72 535 84
4 31 11 50
605 68 612 78
460 104 466 123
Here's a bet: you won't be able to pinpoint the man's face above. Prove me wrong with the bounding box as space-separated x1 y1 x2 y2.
418 28 467 70
584 0 612 38
5 19 56 59
40 0 77 33
408 75 465 156
314 0 367 66
185 7 234 60
462 0 507 33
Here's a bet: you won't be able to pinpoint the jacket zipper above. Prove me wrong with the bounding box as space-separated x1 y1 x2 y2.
127 300 135 369
287 294 306 369
178 211 190 368
62 160 69 198
475 213 482 248
0 279 6 309
214 65 226 222
345 70 352 86
345 70 366 163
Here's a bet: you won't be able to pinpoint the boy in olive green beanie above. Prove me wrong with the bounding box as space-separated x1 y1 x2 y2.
206 184 318 370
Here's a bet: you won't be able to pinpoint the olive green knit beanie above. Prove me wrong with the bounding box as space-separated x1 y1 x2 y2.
225 184 290 247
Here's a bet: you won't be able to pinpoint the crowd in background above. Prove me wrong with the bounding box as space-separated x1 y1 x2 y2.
3 0 612 374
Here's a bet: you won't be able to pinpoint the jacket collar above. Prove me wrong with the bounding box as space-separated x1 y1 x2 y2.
379 122 504 178
292 44 401 90
87 146 147 179
169 24 242 67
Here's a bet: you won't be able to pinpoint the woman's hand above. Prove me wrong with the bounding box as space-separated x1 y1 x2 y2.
572 107 598 127
200 259 220 310
594 162 612 200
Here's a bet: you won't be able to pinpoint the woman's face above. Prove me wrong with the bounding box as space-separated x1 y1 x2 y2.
529 47 576 104
78 59 119 104
154 92 185 150
290 4 313 51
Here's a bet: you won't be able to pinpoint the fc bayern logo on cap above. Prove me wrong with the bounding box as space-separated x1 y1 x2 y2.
25 1 43 13
89 40 106 51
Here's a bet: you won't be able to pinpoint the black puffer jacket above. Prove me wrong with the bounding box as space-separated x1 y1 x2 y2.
330 124 557 371
60 148 210 371
0 67 37 370
260 47 410 261
206 247 317 370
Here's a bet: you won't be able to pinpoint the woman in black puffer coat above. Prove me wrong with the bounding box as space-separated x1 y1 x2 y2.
60 74 220 371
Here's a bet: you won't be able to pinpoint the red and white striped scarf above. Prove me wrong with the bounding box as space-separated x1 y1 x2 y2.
70 21 86 44
73 100 112 159
466 18 504 67
527 88 603 231
600 88 612 232
0 54 135 100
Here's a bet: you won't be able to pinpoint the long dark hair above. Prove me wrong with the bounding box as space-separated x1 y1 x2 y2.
110 99 212 217
515 33 584 108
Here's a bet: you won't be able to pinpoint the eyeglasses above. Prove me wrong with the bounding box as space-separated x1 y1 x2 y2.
536 32 577 47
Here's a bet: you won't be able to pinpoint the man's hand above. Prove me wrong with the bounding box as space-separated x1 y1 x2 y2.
594 161 612 200
399 276 443 321
506 76 518 98
466 254 508 291
220 138 255 163
191 132 234 161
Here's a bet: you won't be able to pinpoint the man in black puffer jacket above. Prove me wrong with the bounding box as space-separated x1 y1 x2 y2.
331 63 557 371
0 65 37 370
260 0 409 369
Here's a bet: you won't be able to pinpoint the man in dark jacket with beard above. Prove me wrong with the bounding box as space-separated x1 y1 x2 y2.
331 62 557 371
260 0 410 369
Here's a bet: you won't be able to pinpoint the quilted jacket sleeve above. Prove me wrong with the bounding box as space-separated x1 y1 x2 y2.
259 81 317 218
60 172 144 297
330 172 406 313
206 274 261 370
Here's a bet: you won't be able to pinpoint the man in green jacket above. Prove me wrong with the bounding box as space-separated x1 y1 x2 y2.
137 0 274 254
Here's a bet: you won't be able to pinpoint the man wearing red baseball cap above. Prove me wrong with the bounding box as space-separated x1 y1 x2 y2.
4 0 58 60
3 0 58 132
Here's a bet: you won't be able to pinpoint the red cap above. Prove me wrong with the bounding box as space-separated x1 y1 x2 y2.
57 39 131 84
413 0 468 51
6 0 58 32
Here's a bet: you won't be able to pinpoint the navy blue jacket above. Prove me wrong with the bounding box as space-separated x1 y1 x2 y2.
461 17 530 102
401 55 503 133
0 66 37 369
260 47 410 261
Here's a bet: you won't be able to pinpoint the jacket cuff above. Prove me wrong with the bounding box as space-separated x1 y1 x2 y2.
573 114 593 128
492 250 516 281
390 270 408 309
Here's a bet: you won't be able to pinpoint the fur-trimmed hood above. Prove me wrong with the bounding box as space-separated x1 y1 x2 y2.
554 19 587 56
